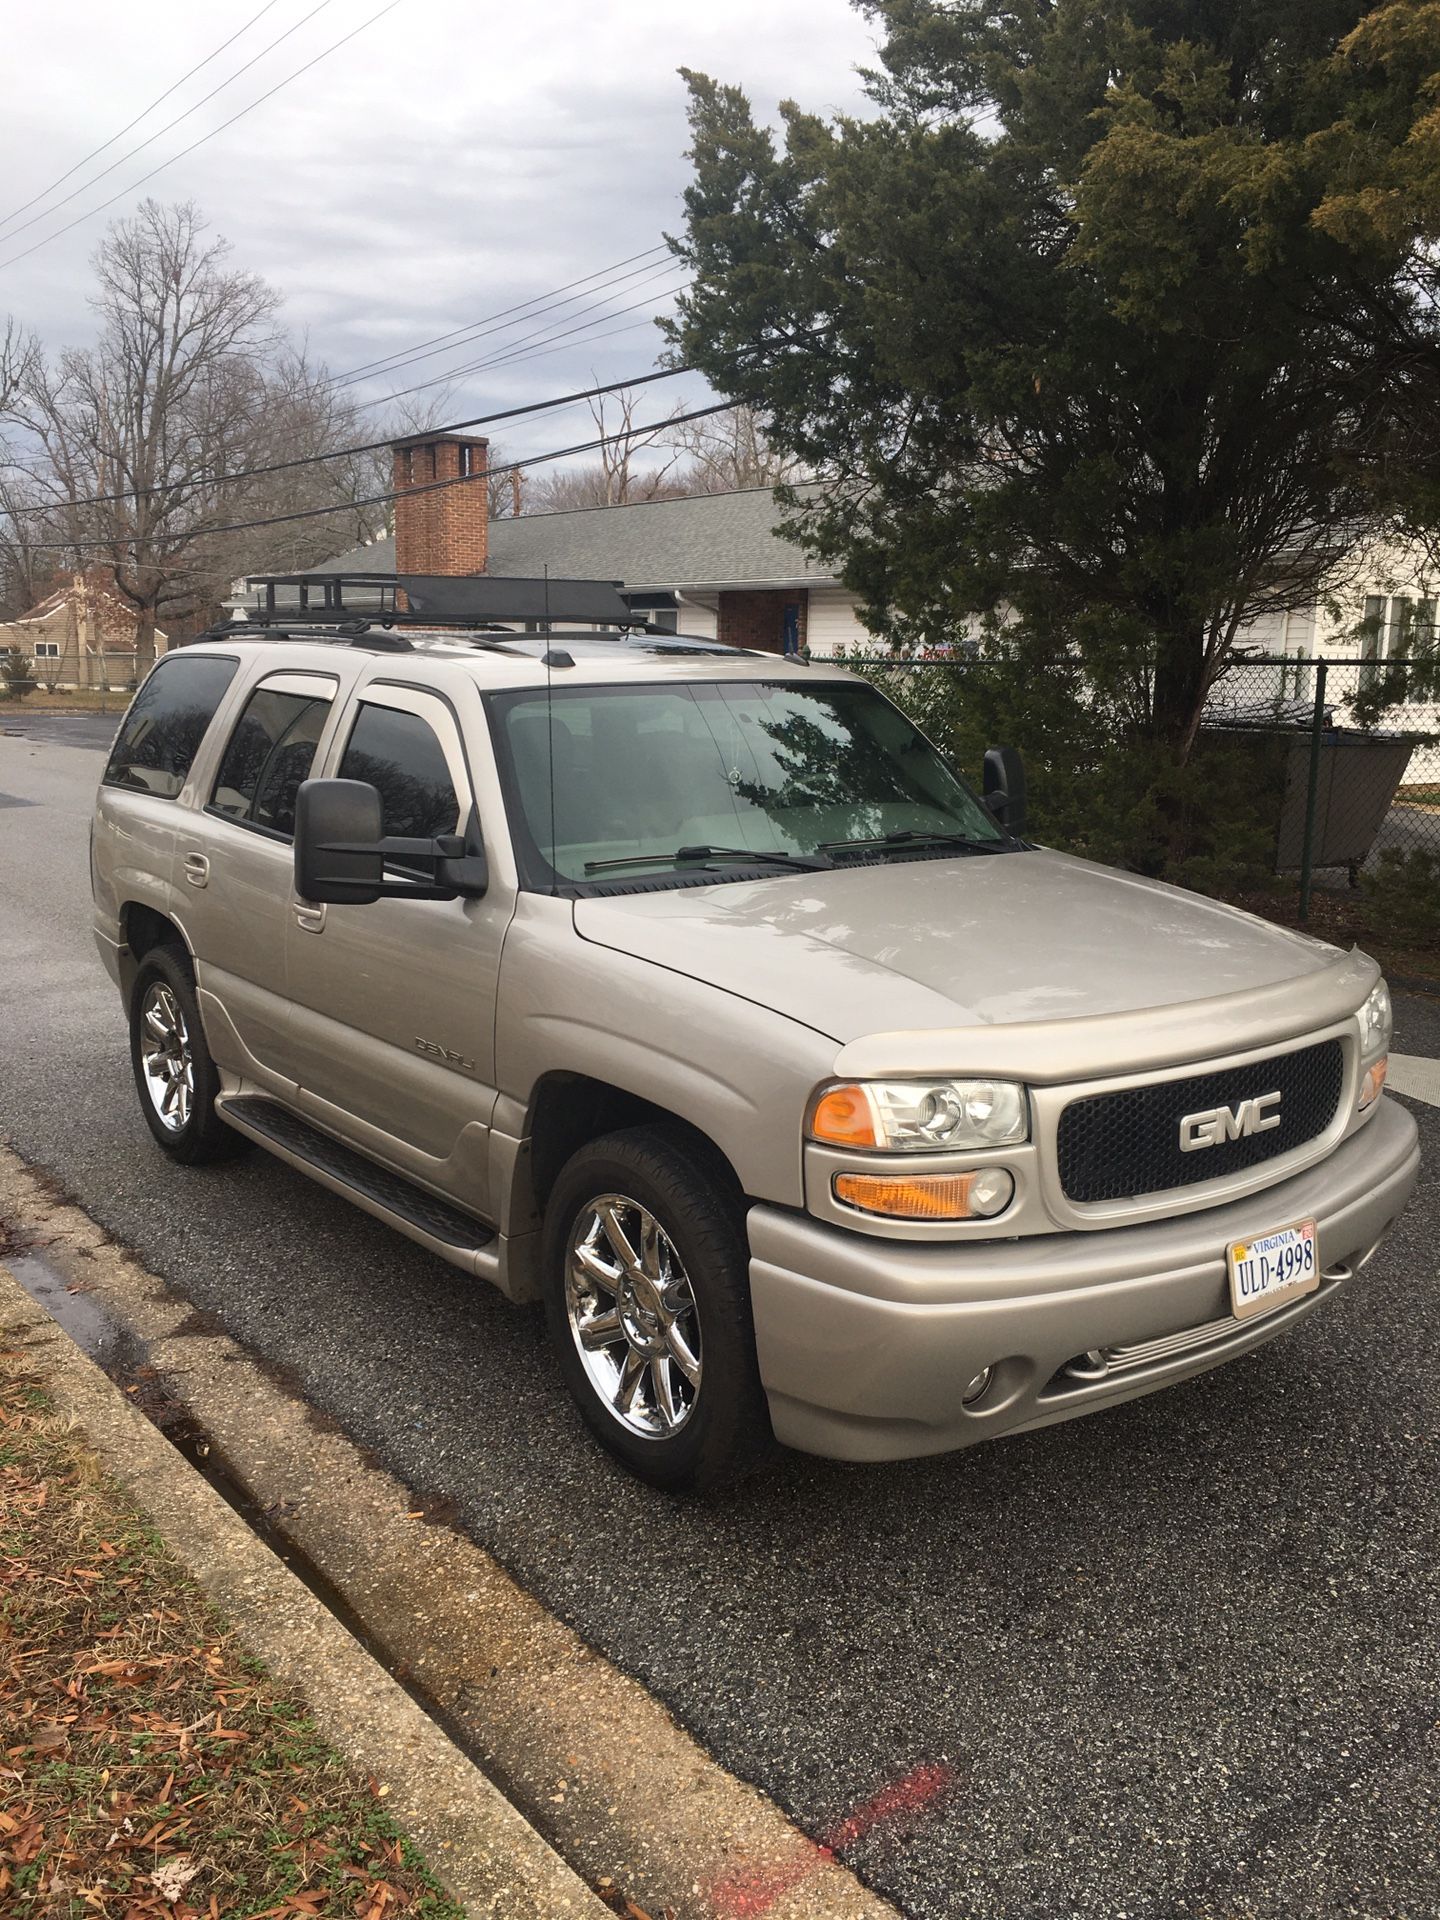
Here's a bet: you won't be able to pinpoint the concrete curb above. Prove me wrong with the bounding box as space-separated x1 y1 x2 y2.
0 1258 610 1920
0 1149 903 1920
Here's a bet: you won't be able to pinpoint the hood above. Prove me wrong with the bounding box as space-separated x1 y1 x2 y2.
573 849 1348 1045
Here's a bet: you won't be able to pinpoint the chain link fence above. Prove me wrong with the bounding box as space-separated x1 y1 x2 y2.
840 650 1440 956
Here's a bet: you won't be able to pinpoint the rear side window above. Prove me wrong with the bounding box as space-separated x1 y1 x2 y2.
211 686 333 838
338 703 460 840
102 655 239 799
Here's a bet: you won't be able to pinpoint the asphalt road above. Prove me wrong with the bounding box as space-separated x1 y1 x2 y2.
3 716 1438 1920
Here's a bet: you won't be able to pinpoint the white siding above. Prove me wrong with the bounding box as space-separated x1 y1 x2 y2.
805 586 873 657
676 595 719 640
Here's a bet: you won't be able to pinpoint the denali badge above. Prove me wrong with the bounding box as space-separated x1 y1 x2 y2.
415 1036 477 1074
1179 1090 1282 1153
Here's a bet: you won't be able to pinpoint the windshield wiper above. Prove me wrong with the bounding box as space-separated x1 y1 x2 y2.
820 829 1011 857
584 844 831 875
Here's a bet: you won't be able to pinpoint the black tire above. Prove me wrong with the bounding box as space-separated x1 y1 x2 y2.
541 1126 773 1492
128 946 248 1165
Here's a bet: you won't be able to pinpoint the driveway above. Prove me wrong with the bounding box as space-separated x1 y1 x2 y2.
2 715 1437 1920
0 709 120 753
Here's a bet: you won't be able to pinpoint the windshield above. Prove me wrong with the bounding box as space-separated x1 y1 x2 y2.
488 678 1007 887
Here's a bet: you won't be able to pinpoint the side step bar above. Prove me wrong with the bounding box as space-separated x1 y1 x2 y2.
217 1095 499 1280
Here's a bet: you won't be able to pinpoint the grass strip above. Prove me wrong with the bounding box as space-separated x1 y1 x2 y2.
0 1345 465 1920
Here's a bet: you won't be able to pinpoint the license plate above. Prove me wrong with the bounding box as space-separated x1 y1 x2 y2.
1227 1218 1319 1320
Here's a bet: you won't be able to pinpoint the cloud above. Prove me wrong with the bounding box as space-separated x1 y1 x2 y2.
0 0 877 460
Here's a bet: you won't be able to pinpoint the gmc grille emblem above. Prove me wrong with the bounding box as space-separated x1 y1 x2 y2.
1179 1090 1282 1152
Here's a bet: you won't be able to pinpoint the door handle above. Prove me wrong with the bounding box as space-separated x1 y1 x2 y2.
293 901 326 933
182 852 209 888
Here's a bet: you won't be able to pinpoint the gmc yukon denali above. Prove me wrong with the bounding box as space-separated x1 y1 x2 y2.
90 587 1421 1490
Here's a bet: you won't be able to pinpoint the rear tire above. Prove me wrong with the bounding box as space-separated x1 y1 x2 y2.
542 1127 773 1492
128 947 247 1165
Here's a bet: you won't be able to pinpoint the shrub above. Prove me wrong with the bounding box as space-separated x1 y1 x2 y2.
843 648 1288 896
1361 848 1440 947
0 647 36 701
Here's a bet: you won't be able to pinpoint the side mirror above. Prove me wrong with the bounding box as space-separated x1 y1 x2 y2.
983 745 1027 838
294 779 488 905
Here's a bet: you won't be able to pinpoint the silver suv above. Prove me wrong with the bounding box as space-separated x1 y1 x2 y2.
90 605 1420 1489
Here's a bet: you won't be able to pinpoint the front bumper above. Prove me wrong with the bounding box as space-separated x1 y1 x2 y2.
748 1096 1421 1462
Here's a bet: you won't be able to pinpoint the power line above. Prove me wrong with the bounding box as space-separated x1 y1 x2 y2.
0 0 287 234
0 0 340 249
339 256 682 396
337 244 671 385
387 310 685 389
0 0 403 275
5 365 697 517
359 275 691 407
20 400 736 551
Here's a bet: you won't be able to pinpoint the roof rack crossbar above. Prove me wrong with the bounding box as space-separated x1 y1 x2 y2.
243 570 677 630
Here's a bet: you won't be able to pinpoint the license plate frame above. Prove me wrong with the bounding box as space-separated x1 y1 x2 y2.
1227 1218 1319 1321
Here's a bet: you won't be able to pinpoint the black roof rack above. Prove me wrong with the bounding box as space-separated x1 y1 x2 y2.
242 570 677 631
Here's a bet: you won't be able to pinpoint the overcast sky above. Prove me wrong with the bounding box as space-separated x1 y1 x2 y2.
0 0 878 468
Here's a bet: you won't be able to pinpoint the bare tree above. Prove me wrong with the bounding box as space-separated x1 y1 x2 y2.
0 472 57 620
0 317 36 416
486 444 526 520
5 201 392 660
528 383 686 512
665 404 806 493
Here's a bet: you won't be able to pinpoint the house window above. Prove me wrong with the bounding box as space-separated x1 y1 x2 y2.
1361 594 1435 704
33 640 60 659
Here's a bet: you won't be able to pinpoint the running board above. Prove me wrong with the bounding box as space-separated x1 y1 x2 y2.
217 1095 499 1280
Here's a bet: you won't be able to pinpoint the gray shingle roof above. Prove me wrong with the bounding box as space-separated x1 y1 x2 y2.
310 485 834 590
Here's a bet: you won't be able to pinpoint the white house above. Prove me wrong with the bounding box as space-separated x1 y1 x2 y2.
1242 534 1440 784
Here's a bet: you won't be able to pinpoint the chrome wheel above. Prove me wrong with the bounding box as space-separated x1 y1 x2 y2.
138 981 194 1133
565 1194 702 1438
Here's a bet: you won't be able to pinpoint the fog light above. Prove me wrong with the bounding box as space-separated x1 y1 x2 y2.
1358 1056 1388 1111
962 1366 993 1406
967 1168 1015 1217
832 1167 1016 1221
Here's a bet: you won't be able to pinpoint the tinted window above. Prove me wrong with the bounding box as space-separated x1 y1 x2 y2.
211 686 332 838
102 655 239 799
338 703 460 840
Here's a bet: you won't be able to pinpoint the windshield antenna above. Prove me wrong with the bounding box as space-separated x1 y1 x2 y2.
543 565 557 897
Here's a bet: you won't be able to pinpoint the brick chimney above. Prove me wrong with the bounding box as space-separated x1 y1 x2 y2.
391 432 489 575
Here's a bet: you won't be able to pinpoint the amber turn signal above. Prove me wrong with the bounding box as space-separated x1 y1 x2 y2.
1358 1056 1388 1111
833 1168 1015 1221
809 1084 879 1149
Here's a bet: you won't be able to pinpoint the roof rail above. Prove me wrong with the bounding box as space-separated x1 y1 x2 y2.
198 619 415 653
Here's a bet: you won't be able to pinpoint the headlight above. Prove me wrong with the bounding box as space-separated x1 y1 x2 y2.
1359 980 1392 1060
808 1079 1029 1152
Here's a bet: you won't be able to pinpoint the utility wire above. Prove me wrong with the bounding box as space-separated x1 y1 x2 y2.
390 310 685 387
5 365 697 517
0 0 403 274
0 0 340 248
339 255 681 395
21 400 736 551
0 0 287 234
338 244 670 384
359 276 691 407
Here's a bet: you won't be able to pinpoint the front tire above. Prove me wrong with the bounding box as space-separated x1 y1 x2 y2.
542 1127 773 1492
128 947 246 1165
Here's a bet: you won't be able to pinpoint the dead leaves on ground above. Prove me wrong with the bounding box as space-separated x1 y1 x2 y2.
0 1360 463 1919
